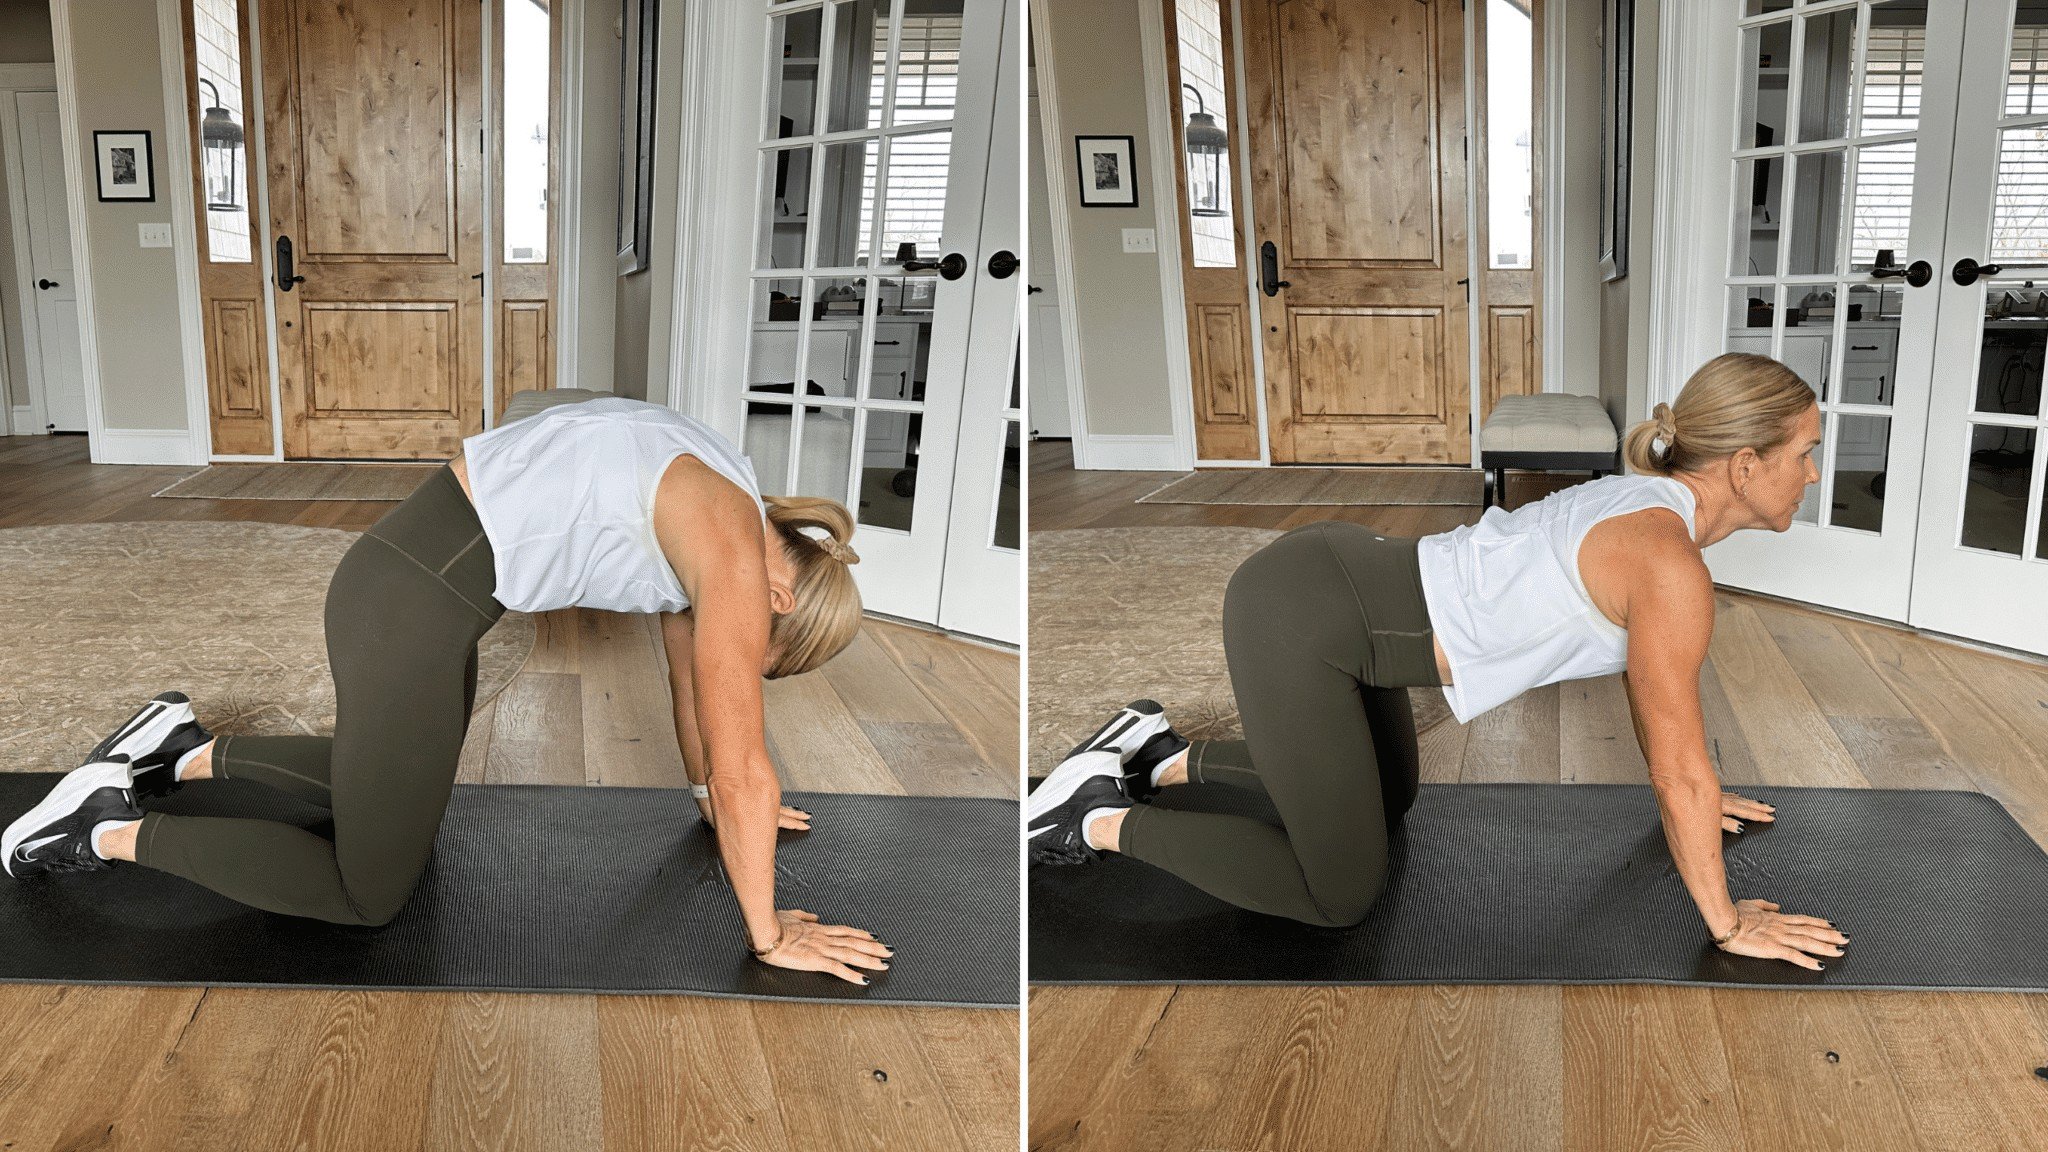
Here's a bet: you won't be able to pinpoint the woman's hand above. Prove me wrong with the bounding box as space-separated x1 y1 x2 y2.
696 795 812 831
753 909 893 984
1720 791 1776 834
1714 898 1848 969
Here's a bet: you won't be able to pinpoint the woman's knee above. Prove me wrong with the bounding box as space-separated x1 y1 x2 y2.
1303 865 1389 928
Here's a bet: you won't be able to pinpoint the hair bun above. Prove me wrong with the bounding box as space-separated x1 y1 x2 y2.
1651 402 1678 454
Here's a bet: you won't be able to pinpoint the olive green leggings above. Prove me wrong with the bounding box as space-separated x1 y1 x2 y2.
1119 520 1442 927
135 467 504 925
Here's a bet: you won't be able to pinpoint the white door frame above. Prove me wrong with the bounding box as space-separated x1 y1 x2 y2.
0 63 56 439
1025 1 1094 466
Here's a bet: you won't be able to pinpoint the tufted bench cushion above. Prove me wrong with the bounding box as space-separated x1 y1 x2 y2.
500 387 613 423
1478 393 1620 508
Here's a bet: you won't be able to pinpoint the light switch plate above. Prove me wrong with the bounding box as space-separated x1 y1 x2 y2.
138 222 172 248
1121 228 1156 254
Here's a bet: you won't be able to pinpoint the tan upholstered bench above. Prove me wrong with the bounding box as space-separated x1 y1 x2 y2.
500 387 613 423
1479 393 1619 508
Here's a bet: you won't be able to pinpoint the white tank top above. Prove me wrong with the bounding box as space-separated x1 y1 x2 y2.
462 397 766 614
1416 473 1699 724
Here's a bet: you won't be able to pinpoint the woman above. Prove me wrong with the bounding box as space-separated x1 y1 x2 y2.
1029 353 1851 972
4 396 894 986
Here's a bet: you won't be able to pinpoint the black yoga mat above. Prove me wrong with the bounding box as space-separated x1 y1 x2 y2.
0 775 1017 1007
1030 782 2048 991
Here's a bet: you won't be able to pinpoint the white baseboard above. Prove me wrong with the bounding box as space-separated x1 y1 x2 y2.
94 427 203 465
1079 433 1185 472
9 405 37 434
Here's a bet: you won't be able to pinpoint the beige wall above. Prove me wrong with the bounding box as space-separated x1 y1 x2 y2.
611 0 684 405
1039 0 1175 438
566 0 620 399
1595 0 1661 439
0 0 52 413
70 0 188 431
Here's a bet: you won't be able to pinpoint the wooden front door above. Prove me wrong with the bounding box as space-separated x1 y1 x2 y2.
1241 0 1471 464
259 0 485 459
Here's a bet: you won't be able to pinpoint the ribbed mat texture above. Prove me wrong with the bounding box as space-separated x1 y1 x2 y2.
0 776 1017 1007
1030 783 2048 990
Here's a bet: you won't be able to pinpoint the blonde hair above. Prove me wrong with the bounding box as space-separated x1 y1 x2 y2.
1623 352 1816 477
762 495 863 678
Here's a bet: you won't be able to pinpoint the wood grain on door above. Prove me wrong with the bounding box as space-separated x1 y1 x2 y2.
260 0 485 459
1242 0 1472 464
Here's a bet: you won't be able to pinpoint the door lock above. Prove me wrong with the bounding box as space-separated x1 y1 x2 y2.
1259 240 1289 296
275 235 307 292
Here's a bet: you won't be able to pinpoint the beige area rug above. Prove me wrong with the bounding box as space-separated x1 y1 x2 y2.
1028 527 1451 777
1138 466 1483 506
154 463 443 501
0 523 534 772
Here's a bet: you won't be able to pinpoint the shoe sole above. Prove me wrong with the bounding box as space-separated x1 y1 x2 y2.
1065 699 1170 763
81 691 192 772
1026 749 1125 828
2 761 133 878
1027 773 1128 866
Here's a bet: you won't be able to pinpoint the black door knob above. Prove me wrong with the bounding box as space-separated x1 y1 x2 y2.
986 249 1019 279
1870 250 1933 287
899 248 970 281
1952 257 2003 286
35 278 57 290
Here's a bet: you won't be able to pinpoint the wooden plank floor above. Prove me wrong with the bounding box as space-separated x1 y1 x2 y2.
1027 441 2048 1152
0 435 1019 1152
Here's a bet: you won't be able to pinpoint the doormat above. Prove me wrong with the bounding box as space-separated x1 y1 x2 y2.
1030 783 2048 991
154 463 443 502
0 777 1018 1007
1137 468 1482 506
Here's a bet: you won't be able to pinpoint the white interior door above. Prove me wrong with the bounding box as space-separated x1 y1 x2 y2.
936 0 1020 643
738 0 1006 628
1025 72 1071 438
1703 1 1961 621
1909 0 2048 653
13 90 85 434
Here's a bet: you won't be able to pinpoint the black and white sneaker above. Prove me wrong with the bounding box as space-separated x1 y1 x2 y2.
1066 699 1172 764
1027 749 1130 866
2 757 144 878
1121 727 1193 803
81 691 210 798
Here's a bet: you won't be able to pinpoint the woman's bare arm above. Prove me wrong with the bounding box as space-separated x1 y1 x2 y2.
1615 524 1741 938
653 461 783 953
659 609 811 831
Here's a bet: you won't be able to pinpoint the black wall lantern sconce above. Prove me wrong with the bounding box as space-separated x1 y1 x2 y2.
197 78 245 211
1179 83 1229 218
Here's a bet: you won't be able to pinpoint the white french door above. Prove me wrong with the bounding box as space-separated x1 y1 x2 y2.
1912 0 2048 653
739 0 1019 643
1698 0 2048 657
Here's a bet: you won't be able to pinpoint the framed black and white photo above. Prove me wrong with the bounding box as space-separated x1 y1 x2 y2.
94 130 155 203
1598 0 1634 282
1074 135 1139 208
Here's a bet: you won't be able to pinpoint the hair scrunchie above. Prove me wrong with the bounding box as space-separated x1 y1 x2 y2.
1651 402 1679 457
816 536 861 565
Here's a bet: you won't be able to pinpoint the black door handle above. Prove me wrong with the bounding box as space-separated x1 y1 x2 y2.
1946 256 2048 286
275 235 307 292
896 242 969 281
1260 240 1289 296
986 249 1019 279
35 278 57 290
1869 249 1933 287
1027 284 1044 294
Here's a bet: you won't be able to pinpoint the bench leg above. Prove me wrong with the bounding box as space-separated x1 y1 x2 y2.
1493 466 1508 509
